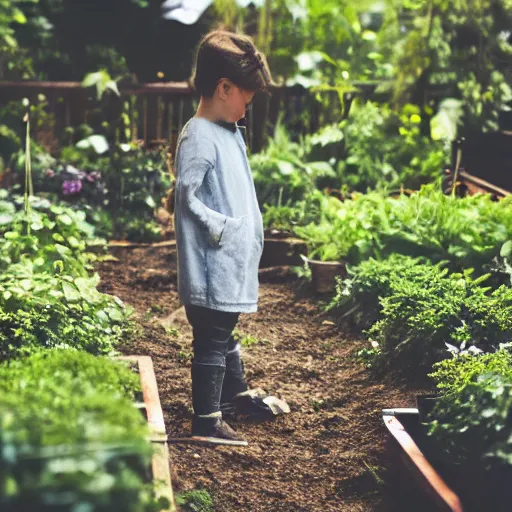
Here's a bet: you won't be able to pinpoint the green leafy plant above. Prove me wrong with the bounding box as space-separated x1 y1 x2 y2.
366 265 512 374
0 259 133 360
295 184 512 269
176 489 213 512
338 100 448 192
327 254 430 330
428 348 512 468
0 195 104 276
378 184 512 272
0 350 168 511
233 329 268 348
250 121 335 207
9 139 172 242
295 190 388 262
82 69 121 101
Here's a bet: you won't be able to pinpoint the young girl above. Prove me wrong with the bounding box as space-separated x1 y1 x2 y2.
173 31 285 446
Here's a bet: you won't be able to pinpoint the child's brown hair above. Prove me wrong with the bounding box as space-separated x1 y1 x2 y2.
191 30 273 97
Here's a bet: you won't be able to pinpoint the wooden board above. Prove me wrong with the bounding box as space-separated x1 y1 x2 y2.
117 356 175 511
383 410 463 512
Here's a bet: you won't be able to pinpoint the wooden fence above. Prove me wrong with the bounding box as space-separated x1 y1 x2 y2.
0 80 352 154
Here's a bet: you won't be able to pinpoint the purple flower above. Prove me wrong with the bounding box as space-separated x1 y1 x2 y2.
45 169 56 178
62 179 83 195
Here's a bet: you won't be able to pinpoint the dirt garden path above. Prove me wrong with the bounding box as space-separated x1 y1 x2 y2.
98 245 432 512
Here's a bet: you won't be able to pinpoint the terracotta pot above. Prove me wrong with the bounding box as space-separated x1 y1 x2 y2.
307 258 346 293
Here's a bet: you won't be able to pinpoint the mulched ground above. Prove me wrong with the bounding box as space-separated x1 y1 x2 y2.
98 244 433 512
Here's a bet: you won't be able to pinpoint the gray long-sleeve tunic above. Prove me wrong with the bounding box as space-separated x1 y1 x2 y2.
174 117 264 313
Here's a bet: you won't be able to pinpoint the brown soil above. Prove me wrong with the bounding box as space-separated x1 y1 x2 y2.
98 245 432 512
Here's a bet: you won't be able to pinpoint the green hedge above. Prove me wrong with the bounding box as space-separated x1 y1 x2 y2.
0 350 168 512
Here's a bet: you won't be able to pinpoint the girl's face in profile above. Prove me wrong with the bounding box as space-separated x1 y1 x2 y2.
232 85 255 121
219 79 255 122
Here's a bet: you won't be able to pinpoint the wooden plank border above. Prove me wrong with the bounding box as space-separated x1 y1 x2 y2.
117 355 175 512
383 410 463 512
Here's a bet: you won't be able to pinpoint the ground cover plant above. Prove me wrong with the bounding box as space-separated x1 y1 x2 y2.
327 254 430 331
0 190 132 360
329 254 512 377
428 348 512 469
0 259 132 360
0 350 169 512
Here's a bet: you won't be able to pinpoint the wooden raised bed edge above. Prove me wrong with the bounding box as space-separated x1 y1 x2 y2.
108 240 177 249
382 408 464 512
117 356 175 512
260 236 306 269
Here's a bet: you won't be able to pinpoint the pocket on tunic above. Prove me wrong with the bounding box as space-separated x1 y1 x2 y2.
207 215 258 305
219 215 247 247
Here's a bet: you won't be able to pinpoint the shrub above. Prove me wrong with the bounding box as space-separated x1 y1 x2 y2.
367 267 512 374
327 254 429 330
428 349 512 468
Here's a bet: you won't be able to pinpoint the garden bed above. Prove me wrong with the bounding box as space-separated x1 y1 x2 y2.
384 408 512 512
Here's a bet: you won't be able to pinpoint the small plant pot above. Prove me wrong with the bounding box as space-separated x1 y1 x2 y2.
307 258 346 294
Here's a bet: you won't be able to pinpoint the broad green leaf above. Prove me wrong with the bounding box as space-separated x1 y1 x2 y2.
277 161 295 176
76 135 109 155
362 30 377 41
12 9 27 24
0 213 14 225
106 307 124 322
57 214 73 226
145 195 156 209
67 236 80 248
105 80 120 97
82 70 109 88
62 282 80 302
4 35 17 48
501 241 512 258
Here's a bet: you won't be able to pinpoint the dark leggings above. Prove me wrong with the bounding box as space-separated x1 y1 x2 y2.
185 305 247 416
185 305 240 366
